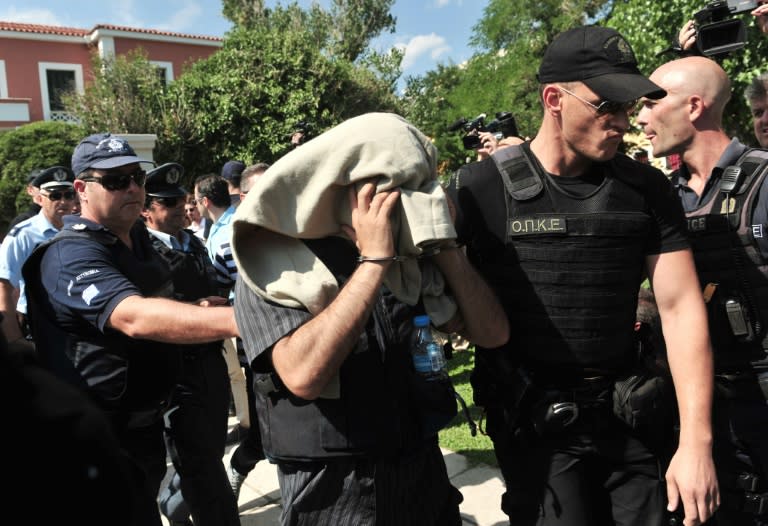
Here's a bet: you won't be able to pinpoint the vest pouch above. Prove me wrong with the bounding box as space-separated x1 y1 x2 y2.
612 371 674 450
407 369 458 438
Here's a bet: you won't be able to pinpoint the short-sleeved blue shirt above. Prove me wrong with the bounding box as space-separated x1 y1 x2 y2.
0 211 60 314
205 205 235 261
38 216 146 333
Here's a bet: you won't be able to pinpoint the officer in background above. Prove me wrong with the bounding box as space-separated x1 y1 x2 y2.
221 160 245 207
141 163 239 526
745 72 768 149
448 26 718 525
638 56 768 525
22 133 240 526
8 170 43 230
0 166 76 350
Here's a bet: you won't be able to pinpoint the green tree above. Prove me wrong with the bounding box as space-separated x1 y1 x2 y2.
0 122 86 234
66 50 166 135
63 1 401 187
166 13 400 181
222 0 267 28
64 49 186 163
328 0 397 62
223 0 397 62
606 0 768 144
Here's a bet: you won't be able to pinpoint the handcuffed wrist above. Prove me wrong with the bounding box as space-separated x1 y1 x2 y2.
357 255 406 263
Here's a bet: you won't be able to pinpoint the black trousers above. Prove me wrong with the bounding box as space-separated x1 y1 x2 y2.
707 373 768 526
164 348 240 526
119 419 168 526
489 407 665 526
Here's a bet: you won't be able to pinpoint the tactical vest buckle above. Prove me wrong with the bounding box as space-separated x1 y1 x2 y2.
743 492 768 516
738 472 763 492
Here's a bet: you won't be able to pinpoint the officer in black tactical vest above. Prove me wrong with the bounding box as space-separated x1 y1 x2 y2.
447 26 719 526
21 133 240 526
638 55 768 526
141 163 240 526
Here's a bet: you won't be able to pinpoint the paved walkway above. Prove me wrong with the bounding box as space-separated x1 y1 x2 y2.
163 418 509 526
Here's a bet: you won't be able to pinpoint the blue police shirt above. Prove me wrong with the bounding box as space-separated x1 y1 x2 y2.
39 216 143 333
0 211 60 314
205 205 236 263
146 226 191 252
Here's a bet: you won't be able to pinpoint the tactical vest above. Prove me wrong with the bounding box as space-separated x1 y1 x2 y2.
458 144 653 374
22 222 180 415
149 230 223 357
677 149 768 369
148 230 221 301
251 238 457 461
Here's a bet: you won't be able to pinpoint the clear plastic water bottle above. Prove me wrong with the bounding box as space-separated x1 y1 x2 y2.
411 315 447 380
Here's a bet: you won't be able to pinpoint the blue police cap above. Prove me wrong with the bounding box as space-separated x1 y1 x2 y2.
32 166 75 190
145 163 187 198
72 133 152 176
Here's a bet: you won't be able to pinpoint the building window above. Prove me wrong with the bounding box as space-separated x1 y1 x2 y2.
38 62 84 122
0 60 8 98
151 61 174 85
46 69 74 111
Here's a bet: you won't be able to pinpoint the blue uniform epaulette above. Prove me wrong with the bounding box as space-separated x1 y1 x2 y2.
6 220 34 238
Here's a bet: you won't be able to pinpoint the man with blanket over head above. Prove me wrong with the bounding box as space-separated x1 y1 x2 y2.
229 112 510 526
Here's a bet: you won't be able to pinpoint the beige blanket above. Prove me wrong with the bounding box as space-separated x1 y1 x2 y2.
231 112 458 326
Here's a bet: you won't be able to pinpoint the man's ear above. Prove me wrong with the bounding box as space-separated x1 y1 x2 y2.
541 84 563 115
688 94 705 122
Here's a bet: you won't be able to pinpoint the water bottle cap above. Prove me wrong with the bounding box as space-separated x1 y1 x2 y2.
413 315 430 327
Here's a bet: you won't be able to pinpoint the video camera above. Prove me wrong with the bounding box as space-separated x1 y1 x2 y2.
448 111 519 150
693 0 758 56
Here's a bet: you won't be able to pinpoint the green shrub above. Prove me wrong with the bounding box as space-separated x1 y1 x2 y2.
0 122 86 235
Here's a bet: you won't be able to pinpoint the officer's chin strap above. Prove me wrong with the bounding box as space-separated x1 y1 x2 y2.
454 390 477 437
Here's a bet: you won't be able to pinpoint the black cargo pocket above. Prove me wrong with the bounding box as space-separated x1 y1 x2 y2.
612 372 674 448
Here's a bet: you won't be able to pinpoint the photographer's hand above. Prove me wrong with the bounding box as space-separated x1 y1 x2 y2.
678 19 697 51
476 131 499 161
752 1 768 33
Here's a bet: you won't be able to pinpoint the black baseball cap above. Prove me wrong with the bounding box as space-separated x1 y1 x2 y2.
145 163 186 198
537 25 666 102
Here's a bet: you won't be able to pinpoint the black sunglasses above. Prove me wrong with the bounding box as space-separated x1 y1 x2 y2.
558 86 637 116
152 196 184 208
42 189 76 201
80 169 147 191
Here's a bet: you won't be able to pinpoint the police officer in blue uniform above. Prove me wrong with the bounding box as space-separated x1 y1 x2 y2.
22 133 240 526
638 56 768 526
0 166 76 349
142 162 240 526
448 26 719 526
